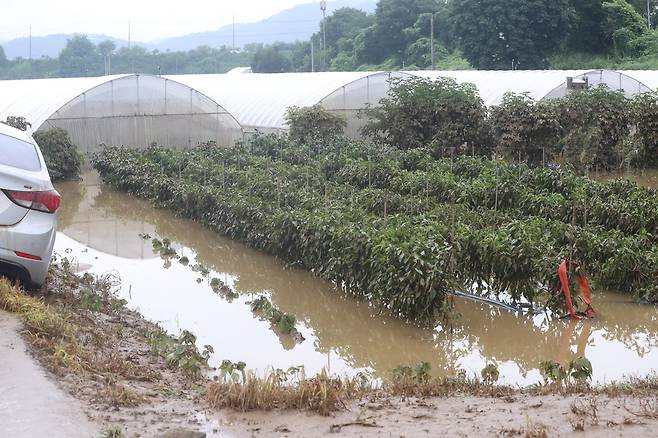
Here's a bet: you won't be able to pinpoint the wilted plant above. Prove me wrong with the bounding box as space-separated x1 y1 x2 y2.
219 359 247 383
3 115 31 131
539 357 593 386
481 363 500 384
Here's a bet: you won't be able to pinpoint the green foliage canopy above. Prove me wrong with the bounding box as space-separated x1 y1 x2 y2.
33 127 83 181
451 0 573 69
362 77 490 156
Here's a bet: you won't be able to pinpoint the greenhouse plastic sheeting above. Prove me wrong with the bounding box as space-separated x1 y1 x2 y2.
319 71 411 138
0 74 244 153
168 72 398 131
620 70 658 91
407 70 651 106
0 75 129 130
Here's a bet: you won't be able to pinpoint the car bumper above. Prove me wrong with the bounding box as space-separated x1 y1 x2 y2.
0 209 57 287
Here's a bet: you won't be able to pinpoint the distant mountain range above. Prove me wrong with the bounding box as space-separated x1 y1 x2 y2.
1 0 376 59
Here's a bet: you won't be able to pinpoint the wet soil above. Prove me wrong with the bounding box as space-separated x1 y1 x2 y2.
220 393 658 437
11 266 226 438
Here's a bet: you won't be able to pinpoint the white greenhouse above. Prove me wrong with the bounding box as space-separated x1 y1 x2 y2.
169 71 408 138
1 70 656 150
0 74 243 154
407 70 653 106
170 69 655 140
621 70 658 91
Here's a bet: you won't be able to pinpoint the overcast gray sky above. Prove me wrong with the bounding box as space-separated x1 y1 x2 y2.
0 0 317 42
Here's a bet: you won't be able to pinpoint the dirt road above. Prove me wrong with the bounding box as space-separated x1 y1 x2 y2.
0 310 98 438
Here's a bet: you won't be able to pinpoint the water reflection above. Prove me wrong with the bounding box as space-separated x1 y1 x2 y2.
54 174 658 385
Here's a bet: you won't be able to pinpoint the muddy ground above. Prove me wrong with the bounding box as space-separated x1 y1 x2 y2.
2 265 658 437
221 393 658 437
0 266 219 438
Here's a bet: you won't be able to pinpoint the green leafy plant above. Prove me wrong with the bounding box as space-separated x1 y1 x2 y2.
284 104 347 147
218 359 247 383
490 93 561 165
92 144 658 323
33 127 83 181
481 363 500 384
391 361 432 384
539 357 593 386
149 329 214 379
362 77 491 157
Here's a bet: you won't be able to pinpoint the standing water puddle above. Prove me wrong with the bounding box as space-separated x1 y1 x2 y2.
54 173 658 386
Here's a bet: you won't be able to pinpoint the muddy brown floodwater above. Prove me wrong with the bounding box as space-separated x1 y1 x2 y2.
53 172 658 386
593 168 658 188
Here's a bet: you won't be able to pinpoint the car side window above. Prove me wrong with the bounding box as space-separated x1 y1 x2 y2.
0 134 42 172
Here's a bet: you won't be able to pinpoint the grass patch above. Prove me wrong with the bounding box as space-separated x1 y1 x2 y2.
207 360 658 416
207 368 367 416
0 277 83 372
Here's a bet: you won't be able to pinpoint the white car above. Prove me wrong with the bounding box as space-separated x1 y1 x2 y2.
0 123 60 288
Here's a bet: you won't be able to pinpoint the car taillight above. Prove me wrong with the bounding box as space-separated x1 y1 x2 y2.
2 189 61 213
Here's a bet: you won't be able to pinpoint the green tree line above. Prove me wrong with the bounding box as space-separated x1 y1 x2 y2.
252 0 658 72
1 0 657 79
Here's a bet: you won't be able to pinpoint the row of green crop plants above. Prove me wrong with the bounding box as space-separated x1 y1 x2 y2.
92 139 658 323
361 78 658 171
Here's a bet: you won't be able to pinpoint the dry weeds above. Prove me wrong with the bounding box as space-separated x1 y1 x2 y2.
207 369 367 416
0 263 208 410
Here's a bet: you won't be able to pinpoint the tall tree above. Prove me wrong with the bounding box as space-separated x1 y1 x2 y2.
451 0 573 69
359 0 439 64
59 35 102 77
567 0 610 52
628 0 658 26
322 7 374 52
251 45 293 73
98 40 116 75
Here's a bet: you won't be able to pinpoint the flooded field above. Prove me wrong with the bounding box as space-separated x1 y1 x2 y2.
54 173 658 386
594 168 658 188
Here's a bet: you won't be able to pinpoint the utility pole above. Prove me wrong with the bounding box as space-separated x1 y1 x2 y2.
128 20 134 72
311 38 315 72
28 25 32 60
648 0 653 28
232 16 236 50
430 14 435 70
320 1 327 71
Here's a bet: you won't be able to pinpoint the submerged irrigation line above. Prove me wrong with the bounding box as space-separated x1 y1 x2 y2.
449 290 533 314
